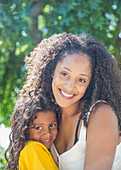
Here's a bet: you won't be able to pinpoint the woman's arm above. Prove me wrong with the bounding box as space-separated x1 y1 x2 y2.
84 103 119 170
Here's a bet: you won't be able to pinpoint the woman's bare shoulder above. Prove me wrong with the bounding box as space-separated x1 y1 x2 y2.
88 103 118 130
84 103 119 169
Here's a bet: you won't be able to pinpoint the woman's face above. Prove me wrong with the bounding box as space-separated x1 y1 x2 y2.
52 52 92 109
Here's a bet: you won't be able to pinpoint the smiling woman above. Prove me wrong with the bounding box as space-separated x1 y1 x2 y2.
52 52 91 109
5 32 121 170
17 32 121 170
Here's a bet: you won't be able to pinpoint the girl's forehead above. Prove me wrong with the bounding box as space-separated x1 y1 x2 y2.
30 110 55 120
34 110 56 119
30 110 57 126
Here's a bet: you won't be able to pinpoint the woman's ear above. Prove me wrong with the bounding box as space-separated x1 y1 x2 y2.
51 72 54 78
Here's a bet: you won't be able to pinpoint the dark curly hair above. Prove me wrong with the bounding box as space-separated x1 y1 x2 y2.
4 94 60 170
19 32 121 131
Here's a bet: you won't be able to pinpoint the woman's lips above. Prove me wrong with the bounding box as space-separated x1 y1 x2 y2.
59 89 76 99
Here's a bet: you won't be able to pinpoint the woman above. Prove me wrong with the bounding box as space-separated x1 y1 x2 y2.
20 32 121 169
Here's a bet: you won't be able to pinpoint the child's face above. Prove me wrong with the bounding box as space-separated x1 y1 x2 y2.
29 110 58 149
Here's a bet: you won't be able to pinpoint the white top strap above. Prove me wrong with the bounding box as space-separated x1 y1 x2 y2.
87 100 108 121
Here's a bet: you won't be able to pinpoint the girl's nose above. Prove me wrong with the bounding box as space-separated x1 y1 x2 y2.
43 127 51 136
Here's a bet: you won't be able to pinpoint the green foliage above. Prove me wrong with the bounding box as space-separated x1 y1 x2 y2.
42 0 121 58
0 146 6 170
0 0 121 126
0 0 34 126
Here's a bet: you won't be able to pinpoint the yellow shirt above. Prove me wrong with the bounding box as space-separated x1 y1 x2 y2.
19 140 58 170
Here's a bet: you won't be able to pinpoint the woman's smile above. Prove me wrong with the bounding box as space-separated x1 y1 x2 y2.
59 89 76 99
52 52 92 109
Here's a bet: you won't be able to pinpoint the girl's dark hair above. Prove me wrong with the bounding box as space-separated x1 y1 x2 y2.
4 94 60 170
20 32 121 130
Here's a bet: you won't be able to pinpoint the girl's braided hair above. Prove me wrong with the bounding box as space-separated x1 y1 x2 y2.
5 94 60 170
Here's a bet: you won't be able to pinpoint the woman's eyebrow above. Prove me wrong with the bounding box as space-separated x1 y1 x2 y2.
61 67 71 71
79 74 89 77
62 67 89 77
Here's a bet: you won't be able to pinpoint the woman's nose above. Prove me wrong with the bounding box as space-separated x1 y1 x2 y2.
64 79 75 90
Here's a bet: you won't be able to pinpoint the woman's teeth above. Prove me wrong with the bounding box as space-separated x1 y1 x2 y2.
61 90 74 97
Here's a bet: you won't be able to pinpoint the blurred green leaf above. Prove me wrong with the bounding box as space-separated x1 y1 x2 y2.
0 146 6 169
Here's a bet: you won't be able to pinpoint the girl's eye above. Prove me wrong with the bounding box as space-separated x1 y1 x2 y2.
35 126 42 130
78 78 86 83
60 71 68 77
50 123 57 128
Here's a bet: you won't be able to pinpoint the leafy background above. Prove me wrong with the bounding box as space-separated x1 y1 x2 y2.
0 0 121 168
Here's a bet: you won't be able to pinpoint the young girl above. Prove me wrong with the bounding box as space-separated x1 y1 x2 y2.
18 32 121 169
5 94 60 170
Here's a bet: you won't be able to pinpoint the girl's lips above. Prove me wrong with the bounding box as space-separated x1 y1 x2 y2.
59 89 76 99
40 138 52 144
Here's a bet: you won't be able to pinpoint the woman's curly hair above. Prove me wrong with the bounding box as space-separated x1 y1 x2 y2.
4 94 60 170
19 32 121 130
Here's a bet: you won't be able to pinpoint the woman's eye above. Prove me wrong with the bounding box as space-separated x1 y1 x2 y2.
78 78 86 83
50 123 57 128
35 126 42 130
60 71 68 77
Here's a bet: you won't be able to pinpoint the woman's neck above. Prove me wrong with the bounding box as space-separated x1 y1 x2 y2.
61 102 80 120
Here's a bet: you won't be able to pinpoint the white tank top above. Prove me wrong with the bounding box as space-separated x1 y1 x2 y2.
51 101 121 170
